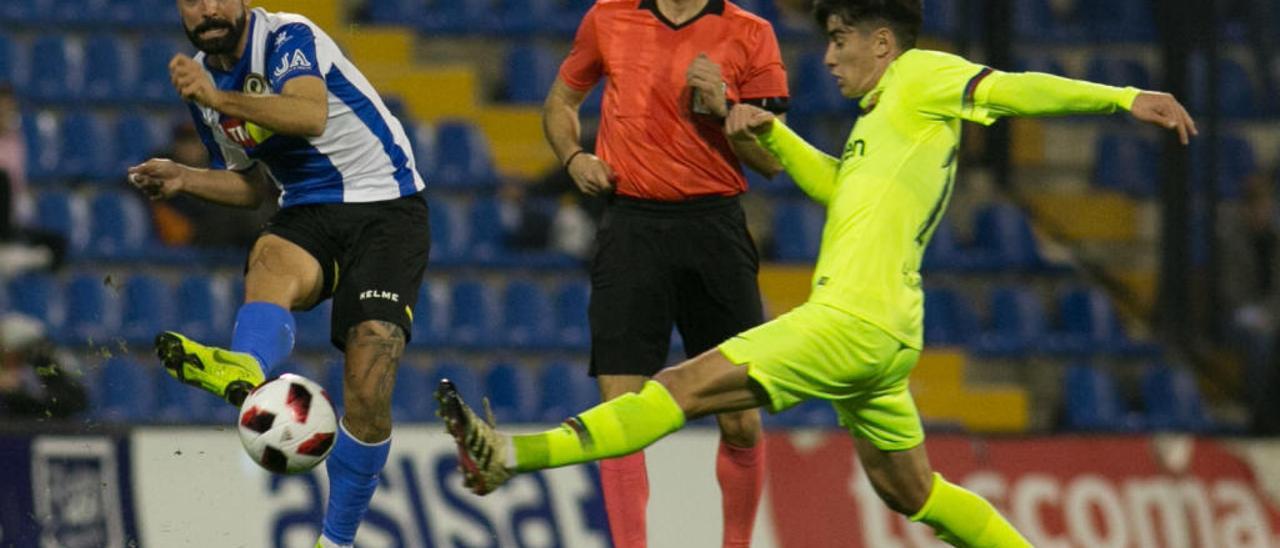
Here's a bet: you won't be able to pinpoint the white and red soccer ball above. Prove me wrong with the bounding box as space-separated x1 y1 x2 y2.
237 373 338 474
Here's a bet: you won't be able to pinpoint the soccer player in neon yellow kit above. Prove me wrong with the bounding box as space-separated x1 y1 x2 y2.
437 0 1197 545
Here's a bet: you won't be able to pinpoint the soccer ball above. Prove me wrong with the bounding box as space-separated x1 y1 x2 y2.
237 373 338 474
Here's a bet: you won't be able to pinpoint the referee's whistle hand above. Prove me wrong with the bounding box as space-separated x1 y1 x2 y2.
567 152 615 197
726 104 776 140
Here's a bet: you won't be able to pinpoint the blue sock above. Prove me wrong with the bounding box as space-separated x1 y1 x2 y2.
229 302 295 377
322 420 390 545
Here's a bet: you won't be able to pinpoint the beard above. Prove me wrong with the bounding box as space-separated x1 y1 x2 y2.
184 9 248 56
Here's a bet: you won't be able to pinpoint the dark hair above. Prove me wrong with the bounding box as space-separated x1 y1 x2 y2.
812 0 923 49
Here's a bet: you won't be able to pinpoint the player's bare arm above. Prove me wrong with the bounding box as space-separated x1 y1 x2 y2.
128 158 269 209
169 53 329 137
686 53 784 178
542 77 615 197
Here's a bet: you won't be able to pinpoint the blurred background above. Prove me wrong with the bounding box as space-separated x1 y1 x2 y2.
1 0 1275 436
1 0 1279 546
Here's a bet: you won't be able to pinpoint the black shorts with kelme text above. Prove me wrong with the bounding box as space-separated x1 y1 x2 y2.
259 192 430 351
589 194 763 377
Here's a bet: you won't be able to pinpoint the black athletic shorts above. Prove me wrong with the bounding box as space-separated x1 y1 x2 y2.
259 192 430 351
589 194 763 377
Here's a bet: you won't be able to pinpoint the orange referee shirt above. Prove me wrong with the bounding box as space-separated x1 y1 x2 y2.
559 0 789 201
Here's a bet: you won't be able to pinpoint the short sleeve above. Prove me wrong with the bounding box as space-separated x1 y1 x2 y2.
736 23 789 103
267 23 324 92
910 52 1000 126
558 7 604 92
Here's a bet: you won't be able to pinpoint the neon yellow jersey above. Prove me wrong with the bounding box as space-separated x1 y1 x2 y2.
759 49 1140 348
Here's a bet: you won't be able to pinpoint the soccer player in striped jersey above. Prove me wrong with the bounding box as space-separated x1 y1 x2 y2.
436 0 1197 546
127 2 428 546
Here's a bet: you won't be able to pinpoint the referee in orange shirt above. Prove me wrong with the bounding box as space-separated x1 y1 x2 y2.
542 0 789 546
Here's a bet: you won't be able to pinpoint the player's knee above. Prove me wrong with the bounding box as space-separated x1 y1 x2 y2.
716 410 761 447
867 474 931 516
652 367 701 416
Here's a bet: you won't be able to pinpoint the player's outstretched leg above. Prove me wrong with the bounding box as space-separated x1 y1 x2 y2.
154 331 266 406
436 349 767 495
319 320 403 548
854 438 1030 548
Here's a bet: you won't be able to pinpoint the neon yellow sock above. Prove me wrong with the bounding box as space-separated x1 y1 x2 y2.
512 381 686 472
911 473 1031 548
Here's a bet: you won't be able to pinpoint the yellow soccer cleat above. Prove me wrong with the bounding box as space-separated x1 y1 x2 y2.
154 331 264 407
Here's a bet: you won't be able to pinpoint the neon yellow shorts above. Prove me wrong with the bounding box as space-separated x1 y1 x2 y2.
719 302 924 451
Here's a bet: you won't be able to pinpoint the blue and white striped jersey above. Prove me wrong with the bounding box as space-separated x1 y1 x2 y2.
189 8 425 208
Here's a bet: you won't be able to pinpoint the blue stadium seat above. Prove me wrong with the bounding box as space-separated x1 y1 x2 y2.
22 111 61 184
154 364 217 423
59 112 114 181
391 363 431 421
1062 364 1137 431
97 357 154 422
410 282 446 348
0 0 38 25
136 38 186 103
1189 55 1259 118
120 275 172 344
176 275 227 343
34 191 88 254
62 273 116 345
467 197 506 261
921 220 963 272
430 121 498 187
485 362 538 423
323 359 346 412
501 280 551 348
553 280 589 350
771 200 824 262
7 273 59 328
970 204 1042 270
1190 133 1257 200
431 361 483 407
503 44 559 103
1093 133 1159 197
494 0 557 35
51 0 99 24
1076 0 1156 42
537 361 596 422
27 36 74 102
82 35 130 102
0 35 14 86
1084 57 1152 90
427 197 461 263
1141 364 1208 432
449 281 495 347
973 285 1048 356
294 300 332 351
89 192 150 256
923 287 978 346
420 0 489 34
114 113 160 176
790 53 850 114
1045 287 1124 355
921 0 958 37
103 0 174 26
365 0 418 24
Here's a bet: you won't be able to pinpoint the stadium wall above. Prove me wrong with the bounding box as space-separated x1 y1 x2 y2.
2 428 1279 547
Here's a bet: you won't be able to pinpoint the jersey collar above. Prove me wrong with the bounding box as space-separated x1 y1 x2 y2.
859 49 914 111
638 0 725 30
